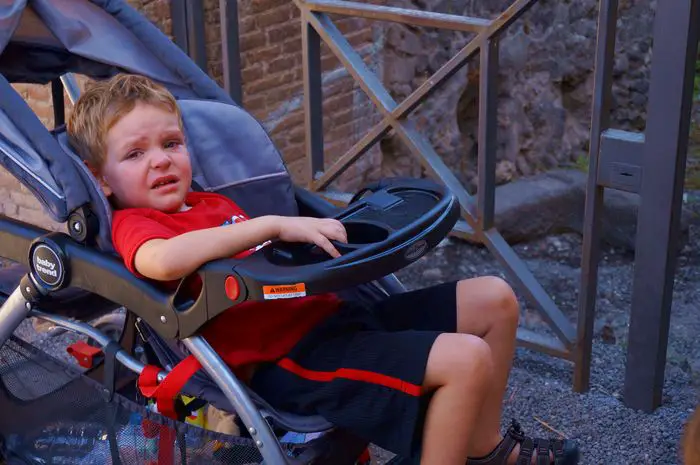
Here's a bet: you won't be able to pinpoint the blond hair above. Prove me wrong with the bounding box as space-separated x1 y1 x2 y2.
684 406 700 464
66 74 182 171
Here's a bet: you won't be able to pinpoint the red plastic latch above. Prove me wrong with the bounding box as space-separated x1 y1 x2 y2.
357 448 371 464
225 275 240 301
66 341 102 368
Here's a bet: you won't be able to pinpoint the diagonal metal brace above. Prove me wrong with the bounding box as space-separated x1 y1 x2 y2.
300 1 576 349
306 0 540 191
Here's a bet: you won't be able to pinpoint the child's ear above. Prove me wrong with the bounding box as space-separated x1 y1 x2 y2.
98 178 113 197
85 161 113 197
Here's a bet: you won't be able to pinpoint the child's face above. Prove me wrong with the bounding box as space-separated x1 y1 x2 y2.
99 102 192 212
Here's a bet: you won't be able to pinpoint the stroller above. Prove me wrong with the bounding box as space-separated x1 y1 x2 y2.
0 1 460 464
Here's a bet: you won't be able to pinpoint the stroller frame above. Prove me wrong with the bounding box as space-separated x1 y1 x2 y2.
0 200 388 465
0 1 459 464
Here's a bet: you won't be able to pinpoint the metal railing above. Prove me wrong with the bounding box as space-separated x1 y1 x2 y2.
298 0 576 367
582 0 700 411
171 0 700 412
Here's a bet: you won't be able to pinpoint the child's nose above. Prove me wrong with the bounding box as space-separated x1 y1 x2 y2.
150 149 172 168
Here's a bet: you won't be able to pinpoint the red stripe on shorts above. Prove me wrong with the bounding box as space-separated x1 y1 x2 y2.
277 357 422 396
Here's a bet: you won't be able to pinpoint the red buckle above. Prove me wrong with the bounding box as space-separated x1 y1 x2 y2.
358 448 371 463
66 341 102 368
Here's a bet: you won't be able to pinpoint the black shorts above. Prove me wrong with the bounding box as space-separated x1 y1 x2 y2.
249 281 458 460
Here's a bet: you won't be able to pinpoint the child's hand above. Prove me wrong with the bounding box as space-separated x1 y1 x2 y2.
277 217 348 258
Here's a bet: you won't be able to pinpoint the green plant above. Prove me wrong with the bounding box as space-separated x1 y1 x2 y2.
573 154 589 172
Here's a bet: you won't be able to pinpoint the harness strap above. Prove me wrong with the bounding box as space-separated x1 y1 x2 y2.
138 356 204 465
138 355 203 420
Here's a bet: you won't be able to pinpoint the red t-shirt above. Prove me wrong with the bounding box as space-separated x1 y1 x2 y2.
111 191 341 372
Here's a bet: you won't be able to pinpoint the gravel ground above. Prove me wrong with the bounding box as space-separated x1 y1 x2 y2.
4 209 700 465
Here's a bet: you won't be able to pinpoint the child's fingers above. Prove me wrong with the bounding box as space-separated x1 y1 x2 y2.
314 234 341 258
321 222 347 244
336 223 347 243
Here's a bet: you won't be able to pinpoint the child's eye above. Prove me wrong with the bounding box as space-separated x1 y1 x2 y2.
164 140 182 149
125 150 142 160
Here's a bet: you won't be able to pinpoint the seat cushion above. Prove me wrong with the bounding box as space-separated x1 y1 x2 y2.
0 263 121 320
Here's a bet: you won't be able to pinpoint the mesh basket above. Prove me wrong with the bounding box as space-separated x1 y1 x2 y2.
0 336 308 465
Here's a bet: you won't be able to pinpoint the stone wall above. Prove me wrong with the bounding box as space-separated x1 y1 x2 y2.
379 0 657 192
2 0 383 229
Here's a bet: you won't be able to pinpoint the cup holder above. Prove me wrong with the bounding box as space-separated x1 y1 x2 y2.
342 221 391 245
264 220 392 266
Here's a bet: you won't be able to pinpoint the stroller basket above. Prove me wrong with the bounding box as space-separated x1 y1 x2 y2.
0 335 318 465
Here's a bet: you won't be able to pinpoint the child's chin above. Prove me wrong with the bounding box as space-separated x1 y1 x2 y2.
160 202 186 213
156 197 187 213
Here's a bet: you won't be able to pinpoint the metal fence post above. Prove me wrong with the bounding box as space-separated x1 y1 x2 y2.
170 0 207 72
574 0 619 393
170 0 188 53
477 37 499 233
624 0 700 411
220 0 243 105
302 12 325 181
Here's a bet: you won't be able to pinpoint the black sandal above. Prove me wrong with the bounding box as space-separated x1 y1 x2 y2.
467 419 579 465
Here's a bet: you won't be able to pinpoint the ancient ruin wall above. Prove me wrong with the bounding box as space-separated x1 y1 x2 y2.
378 0 656 192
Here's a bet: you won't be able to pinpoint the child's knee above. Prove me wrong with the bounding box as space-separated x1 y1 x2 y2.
460 276 519 322
458 334 494 379
425 334 494 389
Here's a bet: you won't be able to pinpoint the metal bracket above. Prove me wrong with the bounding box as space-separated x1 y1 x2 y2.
597 129 645 194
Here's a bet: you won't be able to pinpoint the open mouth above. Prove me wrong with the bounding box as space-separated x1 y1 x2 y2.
151 175 179 190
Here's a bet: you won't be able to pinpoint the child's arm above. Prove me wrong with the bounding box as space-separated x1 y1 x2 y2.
133 215 347 281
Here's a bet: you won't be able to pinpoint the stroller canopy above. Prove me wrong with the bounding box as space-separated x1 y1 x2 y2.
0 0 297 251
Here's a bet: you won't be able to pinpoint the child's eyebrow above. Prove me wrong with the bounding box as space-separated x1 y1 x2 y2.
162 128 184 138
118 126 183 150
117 135 148 152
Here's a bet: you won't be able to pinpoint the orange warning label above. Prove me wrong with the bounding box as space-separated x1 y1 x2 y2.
262 283 307 300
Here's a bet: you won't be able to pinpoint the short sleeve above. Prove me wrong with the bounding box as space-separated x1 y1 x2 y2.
111 211 176 277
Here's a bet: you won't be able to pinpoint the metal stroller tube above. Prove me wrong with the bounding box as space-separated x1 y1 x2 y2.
46 311 126 339
26 312 292 462
60 73 81 104
182 336 291 465
27 312 300 463
30 309 167 381
0 286 32 349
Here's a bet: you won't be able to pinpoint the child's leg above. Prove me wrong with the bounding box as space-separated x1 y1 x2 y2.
453 277 520 454
419 333 495 464
451 277 578 465
250 282 577 465
367 277 577 464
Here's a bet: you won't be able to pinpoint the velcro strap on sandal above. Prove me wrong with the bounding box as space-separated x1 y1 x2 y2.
468 422 525 465
516 438 535 465
536 439 550 465
553 439 567 465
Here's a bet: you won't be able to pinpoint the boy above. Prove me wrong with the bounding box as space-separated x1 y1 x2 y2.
66 73 579 465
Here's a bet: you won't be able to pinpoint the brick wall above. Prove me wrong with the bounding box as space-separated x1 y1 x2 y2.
2 84 64 230
198 0 384 187
1 0 384 231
